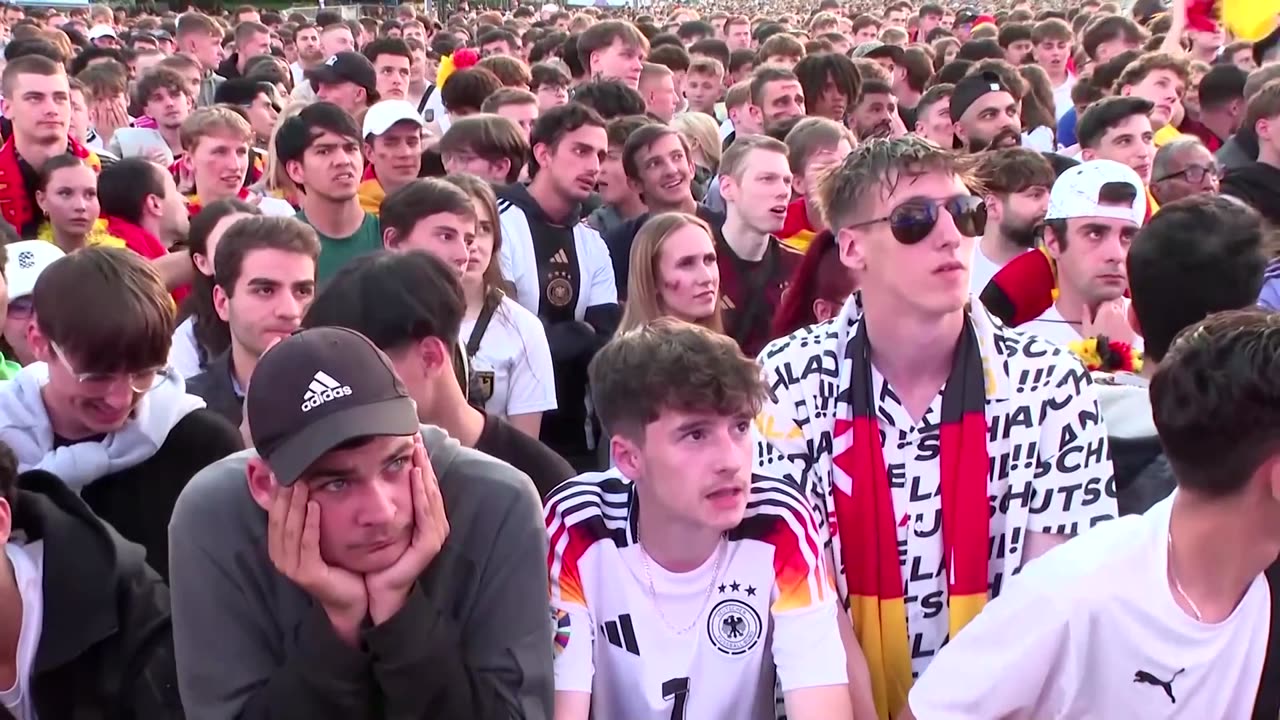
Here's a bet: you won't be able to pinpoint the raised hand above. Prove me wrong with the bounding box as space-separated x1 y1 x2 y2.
267 483 368 645
366 436 449 624
1082 300 1136 346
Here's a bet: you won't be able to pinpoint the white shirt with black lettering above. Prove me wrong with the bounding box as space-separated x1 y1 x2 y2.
754 299 1119 678
909 495 1269 719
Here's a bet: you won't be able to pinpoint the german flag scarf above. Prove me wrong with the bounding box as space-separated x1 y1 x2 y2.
0 137 99 234
831 315 990 719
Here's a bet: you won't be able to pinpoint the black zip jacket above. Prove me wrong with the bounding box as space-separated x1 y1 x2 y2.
13 470 182 719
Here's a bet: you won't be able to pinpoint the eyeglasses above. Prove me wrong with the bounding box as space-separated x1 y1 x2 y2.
49 341 169 394
1156 163 1221 184
846 195 987 245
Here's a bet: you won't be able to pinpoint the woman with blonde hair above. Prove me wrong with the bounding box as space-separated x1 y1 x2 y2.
671 112 722 201
671 111 723 172
619 212 723 334
445 173 557 439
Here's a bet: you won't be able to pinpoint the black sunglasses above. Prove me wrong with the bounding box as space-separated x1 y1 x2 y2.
848 195 987 245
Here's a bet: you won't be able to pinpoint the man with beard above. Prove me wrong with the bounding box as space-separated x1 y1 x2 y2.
850 79 900 140
970 147 1054 294
1021 159 1145 349
951 71 1023 152
289 22 325 88
747 66 806 136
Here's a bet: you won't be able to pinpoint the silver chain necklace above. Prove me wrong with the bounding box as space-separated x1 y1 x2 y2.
1168 532 1204 622
639 537 726 635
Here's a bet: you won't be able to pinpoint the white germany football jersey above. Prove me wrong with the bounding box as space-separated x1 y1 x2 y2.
546 472 848 720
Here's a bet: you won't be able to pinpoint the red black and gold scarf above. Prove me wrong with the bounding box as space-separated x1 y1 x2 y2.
0 137 99 232
831 315 990 719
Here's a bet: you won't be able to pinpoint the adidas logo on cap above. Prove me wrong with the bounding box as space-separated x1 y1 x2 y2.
301 371 352 412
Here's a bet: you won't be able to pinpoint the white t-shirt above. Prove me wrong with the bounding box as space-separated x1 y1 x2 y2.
458 295 557 418
1052 74 1077 120
1023 302 1145 351
968 245 1018 297
254 195 297 218
547 473 848 719
0 541 44 720
1021 125 1056 153
908 495 1271 719
1022 304 1082 347
169 316 203 379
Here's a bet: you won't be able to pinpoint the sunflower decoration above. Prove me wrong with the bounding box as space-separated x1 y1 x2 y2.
1068 336 1143 374
35 218 126 249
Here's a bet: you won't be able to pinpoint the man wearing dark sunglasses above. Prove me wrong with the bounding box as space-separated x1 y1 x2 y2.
1150 137 1220 206
1022 160 1146 351
951 71 1023 153
753 136 1117 718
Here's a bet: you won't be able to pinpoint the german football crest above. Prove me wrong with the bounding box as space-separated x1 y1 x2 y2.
706 598 761 656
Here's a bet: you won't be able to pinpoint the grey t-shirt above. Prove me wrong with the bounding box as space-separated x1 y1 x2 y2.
168 424 553 720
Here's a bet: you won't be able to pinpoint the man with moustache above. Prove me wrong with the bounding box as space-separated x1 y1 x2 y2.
850 79 901 140
971 148 1054 295
952 71 1023 153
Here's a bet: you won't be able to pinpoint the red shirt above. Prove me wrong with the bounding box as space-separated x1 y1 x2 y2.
1177 118 1224 152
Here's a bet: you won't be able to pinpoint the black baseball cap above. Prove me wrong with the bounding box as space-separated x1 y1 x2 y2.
306 51 378 98
950 70 1014 123
247 326 421 486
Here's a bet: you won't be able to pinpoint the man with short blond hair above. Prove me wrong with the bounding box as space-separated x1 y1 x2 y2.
181 107 294 216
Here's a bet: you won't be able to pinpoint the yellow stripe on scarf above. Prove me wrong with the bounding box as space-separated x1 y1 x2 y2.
851 594 912 719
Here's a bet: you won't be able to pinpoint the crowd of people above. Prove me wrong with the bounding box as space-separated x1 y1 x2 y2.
0 0 1275 717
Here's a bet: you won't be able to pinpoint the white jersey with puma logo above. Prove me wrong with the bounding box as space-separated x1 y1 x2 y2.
907 495 1270 718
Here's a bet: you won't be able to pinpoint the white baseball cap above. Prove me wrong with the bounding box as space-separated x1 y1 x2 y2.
362 100 428 138
4 241 65 300
88 25 118 41
1044 159 1146 227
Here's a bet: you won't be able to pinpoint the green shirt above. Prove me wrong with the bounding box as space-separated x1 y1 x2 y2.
0 353 18 381
297 210 382 283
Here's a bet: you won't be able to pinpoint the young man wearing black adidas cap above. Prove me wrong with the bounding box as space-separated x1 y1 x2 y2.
951 70 1023 153
168 324 553 718
307 50 379 119
302 250 575 495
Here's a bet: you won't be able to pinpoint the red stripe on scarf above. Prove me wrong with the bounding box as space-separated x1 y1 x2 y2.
834 317 991 719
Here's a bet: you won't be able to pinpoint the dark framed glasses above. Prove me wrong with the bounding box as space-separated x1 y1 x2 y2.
1155 163 1221 184
848 194 987 245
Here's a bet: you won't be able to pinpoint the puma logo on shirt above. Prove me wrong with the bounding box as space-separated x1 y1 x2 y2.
1133 668 1185 703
